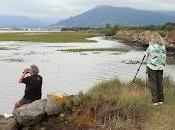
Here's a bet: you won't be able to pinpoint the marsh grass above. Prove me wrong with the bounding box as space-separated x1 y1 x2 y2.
44 76 175 130
6 58 24 62
74 76 175 130
0 32 97 43
75 79 149 129
122 58 175 65
0 47 10 50
144 76 175 130
58 47 130 52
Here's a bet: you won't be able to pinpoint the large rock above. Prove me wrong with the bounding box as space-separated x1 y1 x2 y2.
0 116 17 130
13 99 47 126
45 92 80 116
45 91 69 115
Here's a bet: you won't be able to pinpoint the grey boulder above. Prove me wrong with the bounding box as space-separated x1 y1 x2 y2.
13 99 47 126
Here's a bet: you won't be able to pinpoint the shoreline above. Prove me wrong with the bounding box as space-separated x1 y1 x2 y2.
1 77 175 130
105 32 175 57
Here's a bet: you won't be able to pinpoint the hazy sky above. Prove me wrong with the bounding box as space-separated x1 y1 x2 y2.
0 0 175 19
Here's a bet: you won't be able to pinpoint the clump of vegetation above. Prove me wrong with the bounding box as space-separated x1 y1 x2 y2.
100 24 119 36
6 58 24 62
122 58 175 65
122 60 141 64
75 79 150 130
0 47 10 50
61 27 97 32
58 47 130 52
70 77 175 130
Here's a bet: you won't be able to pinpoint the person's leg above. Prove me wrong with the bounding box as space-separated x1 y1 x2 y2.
147 67 158 103
13 98 32 111
13 101 21 110
157 70 164 103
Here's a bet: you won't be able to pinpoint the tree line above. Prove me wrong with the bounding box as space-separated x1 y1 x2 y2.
60 22 175 36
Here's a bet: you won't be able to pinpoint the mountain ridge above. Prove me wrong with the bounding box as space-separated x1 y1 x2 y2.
55 5 175 27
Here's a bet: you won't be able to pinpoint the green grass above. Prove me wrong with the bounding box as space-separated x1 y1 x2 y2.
0 47 10 50
0 32 97 43
122 58 175 65
7 58 24 62
75 76 175 130
58 47 130 52
144 76 175 130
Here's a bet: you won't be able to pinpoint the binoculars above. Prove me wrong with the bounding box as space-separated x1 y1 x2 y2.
23 69 30 74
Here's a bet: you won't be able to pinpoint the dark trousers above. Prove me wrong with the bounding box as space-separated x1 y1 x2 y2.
147 67 164 103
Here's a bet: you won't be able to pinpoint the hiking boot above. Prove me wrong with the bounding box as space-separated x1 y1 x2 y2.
158 102 164 105
153 103 159 106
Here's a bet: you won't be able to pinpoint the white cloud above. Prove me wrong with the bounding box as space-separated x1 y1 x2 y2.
0 0 175 19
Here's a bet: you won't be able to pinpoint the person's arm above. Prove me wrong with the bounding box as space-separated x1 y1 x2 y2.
18 68 29 84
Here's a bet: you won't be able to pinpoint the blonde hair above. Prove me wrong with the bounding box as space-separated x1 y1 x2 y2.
150 33 165 45
30 64 39 75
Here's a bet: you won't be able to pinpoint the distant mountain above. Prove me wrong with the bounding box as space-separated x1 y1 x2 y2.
158 11 175 17
55 5 175 27
0 15 57 28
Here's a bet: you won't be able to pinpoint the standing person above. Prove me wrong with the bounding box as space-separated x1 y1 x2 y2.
145 33 166 106
13 65 42 110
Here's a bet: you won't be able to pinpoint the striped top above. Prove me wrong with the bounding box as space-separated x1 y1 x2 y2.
145 43 166 70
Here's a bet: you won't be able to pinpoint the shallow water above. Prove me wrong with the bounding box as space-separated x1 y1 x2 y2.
0 37 175 114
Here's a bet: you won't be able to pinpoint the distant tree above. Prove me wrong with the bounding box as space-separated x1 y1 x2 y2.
163 23 175 31
113 25 119 30
104 24 119 36
106 23 111 29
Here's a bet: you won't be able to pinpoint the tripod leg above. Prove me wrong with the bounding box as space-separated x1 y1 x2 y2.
145 67 148 86
145 67 148 95
132 55 146 83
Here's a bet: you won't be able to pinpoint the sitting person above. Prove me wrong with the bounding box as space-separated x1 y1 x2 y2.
14 65 42 110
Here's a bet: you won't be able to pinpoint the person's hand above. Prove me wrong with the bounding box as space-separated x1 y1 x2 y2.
23 68 30 74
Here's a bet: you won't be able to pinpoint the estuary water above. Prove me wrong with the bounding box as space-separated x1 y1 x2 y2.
0 37 175 114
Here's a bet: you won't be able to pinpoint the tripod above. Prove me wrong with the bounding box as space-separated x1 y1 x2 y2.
132 55 146 83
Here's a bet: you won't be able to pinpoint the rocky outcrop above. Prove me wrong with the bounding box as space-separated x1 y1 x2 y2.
45 92 69 115
165 29 175 45
0 92 81 130
13 99 47 126
45 92 80 116
116 30 154 47
116 30 175 56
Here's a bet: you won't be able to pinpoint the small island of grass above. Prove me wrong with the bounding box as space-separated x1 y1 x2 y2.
0 32 97 43
0 47 10 50
58 47 130 52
